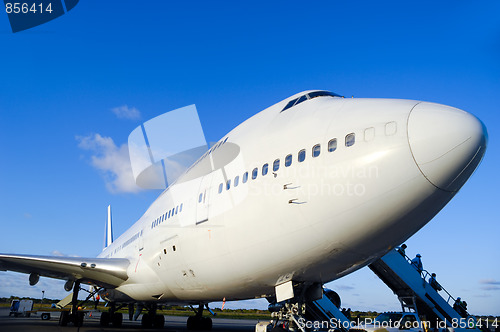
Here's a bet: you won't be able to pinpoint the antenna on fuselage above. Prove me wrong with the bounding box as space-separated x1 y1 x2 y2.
103 205 114 250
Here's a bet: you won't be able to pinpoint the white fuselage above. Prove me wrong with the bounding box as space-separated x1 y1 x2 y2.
98 92 486 304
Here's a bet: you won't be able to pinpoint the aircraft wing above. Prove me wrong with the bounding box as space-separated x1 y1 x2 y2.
0 253 130 288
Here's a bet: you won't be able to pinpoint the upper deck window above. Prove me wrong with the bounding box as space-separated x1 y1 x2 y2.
242 171 249 183
273 159 280 172
285 154 292 167
298 149 306 162
262 163 269 176
281 91 342 113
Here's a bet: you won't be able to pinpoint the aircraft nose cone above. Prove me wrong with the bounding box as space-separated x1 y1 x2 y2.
408 102 487 192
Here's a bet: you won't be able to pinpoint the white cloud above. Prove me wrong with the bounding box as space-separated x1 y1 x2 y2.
50 250 65 257
0 272 89 301
111 105 141 120
336 284 355 291
479 279 500 285
479 279 500 290
76 134 142 194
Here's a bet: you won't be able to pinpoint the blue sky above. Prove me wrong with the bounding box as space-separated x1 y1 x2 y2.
0 1 498 316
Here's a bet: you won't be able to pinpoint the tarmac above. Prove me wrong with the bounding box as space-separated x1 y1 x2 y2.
0 308 263 332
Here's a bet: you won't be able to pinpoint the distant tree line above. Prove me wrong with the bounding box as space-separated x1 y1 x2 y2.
0 296 60 305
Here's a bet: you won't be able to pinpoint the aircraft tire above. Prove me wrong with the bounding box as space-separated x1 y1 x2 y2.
74 312 84 327
59 311 69 326
153 314 165 328
187 316 195 330
100 311 110 327
141 313 153 328
187 316 212 330
112 312 123 327
202 316 212 330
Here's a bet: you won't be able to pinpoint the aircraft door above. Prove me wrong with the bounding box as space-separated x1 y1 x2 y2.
195 174 213 224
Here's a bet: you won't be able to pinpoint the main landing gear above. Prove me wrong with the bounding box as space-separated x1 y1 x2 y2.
187 303 213 330
99 302 125 327
99 302 164 329
59 281 102 327
139 304 165 329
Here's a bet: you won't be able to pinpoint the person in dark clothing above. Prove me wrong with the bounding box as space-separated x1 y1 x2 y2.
396 244 407 257
429 273 442 291
453 297 467 317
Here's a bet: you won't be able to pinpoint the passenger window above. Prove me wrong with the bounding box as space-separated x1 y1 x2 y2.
171 208 174 216
180 203 183 212
273 159 280 172
198 193 203 203
175 206 178 214
218 183 223 194
285 154 292 167
262 163 269 176
328 139 337 152
234 175 239 187
312 144 321 157
252 167 258 179
242 172 248 183
168 210 171 218
385 121 397 136
345 133 355 147
226 179 231 190
364 127 375 141
298 149 306 162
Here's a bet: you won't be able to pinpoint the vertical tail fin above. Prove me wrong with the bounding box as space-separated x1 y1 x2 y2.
103 205 114 250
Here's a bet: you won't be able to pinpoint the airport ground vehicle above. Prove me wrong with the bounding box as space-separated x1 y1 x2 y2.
9 299 33 317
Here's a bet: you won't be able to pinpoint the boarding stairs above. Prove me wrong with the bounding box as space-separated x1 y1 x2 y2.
369 249 481 331
306 289 352 332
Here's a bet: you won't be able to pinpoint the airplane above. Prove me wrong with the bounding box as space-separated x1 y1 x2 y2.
0 90 487 330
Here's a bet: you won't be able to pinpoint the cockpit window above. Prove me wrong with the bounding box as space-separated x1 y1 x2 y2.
296 95 308 104
282 99 297 112
308 90 341 99
281 90 342 113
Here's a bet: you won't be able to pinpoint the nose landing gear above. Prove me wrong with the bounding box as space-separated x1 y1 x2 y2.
187 303 213 330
